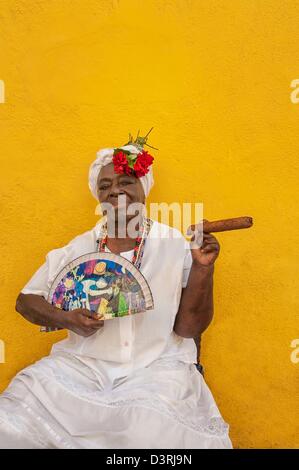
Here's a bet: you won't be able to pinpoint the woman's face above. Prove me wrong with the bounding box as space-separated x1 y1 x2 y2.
97 163 145 219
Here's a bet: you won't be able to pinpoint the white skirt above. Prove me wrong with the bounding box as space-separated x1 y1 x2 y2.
0 351 232 449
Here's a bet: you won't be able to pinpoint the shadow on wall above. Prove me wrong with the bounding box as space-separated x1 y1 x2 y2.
0 80 4 103
0 340 5 363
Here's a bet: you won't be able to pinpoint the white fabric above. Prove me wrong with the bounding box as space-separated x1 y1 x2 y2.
88 145 154 200
0 220 232 449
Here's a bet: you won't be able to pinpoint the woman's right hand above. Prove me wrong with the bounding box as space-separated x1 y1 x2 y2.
61 308 105 337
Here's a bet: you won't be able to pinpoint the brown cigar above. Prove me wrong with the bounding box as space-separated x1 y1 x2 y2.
190 216 253 233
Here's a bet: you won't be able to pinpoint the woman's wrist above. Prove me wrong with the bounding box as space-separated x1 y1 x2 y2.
48 304 70 329
191 259 215 274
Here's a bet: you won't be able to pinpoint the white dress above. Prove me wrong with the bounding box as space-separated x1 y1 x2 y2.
0 219 232 449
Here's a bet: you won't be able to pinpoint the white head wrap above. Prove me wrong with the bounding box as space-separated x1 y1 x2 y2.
88 144 154 200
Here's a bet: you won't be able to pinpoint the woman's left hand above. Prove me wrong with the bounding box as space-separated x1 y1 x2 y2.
188 220 220 267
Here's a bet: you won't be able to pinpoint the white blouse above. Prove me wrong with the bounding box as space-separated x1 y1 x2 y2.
21 219 197 380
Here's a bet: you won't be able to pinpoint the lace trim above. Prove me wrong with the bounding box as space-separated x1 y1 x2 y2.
42 360 229 438
87 396 229 438
0 396 76 449
19 402 76 449
1 355 229 446
0 403 47 448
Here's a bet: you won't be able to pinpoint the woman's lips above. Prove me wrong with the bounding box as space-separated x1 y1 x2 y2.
108 197 130 208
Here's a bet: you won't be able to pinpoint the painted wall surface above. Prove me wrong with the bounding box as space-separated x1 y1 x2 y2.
0 0 298 448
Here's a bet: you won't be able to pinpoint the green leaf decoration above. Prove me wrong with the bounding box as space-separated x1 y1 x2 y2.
123 127 159 151
113 148 131 156
127 153 137 168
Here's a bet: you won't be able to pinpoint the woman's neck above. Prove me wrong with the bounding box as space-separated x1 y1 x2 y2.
105 217 142 254
106 236 136 255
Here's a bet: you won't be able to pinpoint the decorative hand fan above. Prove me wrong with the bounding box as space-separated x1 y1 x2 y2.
42 252 154 332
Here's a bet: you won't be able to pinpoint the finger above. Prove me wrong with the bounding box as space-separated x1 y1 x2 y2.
200 240 220 247
200 241 219 250
192 231 218 247
201 240 219 247
202 239 218 248
80 310 105 323
187 223 202 234
80 309 97 318
187 221 210 236
81 316 105 328
201 240 220 247
200 245 220 253
202 232 217 241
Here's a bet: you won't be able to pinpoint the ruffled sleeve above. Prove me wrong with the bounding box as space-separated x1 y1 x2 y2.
20 226 97 300
21 245 74 300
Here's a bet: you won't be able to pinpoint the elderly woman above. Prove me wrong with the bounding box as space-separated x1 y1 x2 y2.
0 133 232 449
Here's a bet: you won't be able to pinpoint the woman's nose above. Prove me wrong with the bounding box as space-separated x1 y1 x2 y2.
109 183 125 197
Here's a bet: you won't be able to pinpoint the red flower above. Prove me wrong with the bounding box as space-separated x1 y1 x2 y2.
133 150 154 177
112 151 132 175
112 149 154 178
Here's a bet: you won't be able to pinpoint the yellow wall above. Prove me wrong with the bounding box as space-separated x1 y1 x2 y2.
0 0 298 448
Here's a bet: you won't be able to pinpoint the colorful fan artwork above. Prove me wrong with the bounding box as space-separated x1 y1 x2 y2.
42 252 154 332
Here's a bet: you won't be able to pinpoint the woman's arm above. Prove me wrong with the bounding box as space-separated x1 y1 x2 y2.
173 225 220 338
15 293 104 337
174 264 214 338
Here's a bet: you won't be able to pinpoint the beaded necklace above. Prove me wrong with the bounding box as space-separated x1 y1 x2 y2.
96 217 153 270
